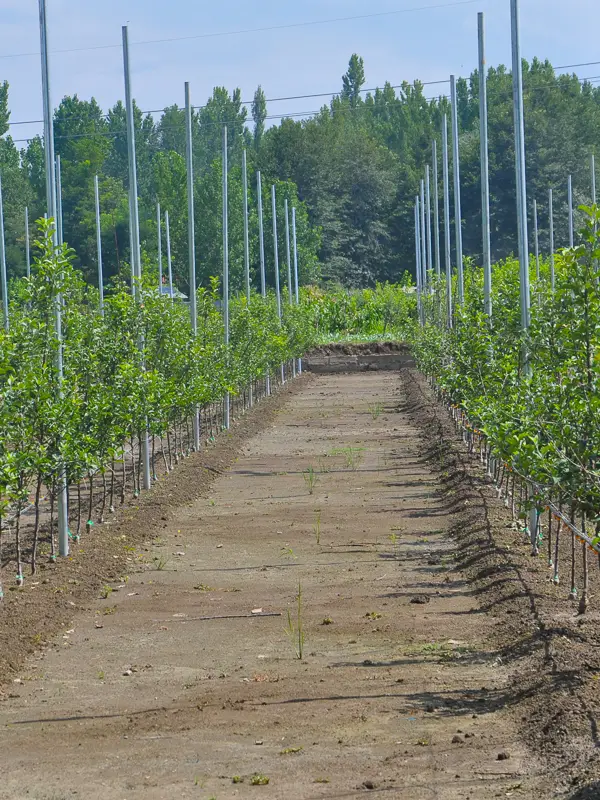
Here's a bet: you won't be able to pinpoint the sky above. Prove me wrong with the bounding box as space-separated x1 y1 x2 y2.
2 0 600 145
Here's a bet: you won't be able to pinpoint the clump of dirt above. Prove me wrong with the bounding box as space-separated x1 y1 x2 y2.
0 376 312 690
401 367 600 797
310 341 409 356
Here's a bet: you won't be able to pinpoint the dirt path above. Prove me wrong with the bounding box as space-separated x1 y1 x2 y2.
0 372 550 799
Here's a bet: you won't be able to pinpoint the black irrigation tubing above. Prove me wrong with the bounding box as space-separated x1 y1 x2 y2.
159 612 283 622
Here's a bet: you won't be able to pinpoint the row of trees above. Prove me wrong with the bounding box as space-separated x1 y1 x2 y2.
259 55 600 286
0 84 320 295
1 53 599 290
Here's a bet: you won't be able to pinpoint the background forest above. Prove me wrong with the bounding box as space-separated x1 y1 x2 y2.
0 53 598 291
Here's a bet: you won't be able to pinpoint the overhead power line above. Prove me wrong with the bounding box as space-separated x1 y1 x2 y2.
8 69 600 133
5 79 452 129
0 0 485 60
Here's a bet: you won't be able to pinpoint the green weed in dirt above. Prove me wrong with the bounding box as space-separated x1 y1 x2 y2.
285 583 305 660
317 456 330 473
331 446 365 470
303 465 318 494
314 510 322 544
152 554 169 571
368 403 383 419
250 774 270 785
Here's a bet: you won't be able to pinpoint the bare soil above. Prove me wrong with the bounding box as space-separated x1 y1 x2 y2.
0 366 591 798
402 371 600 800
0 376 301 687
309 341 408 356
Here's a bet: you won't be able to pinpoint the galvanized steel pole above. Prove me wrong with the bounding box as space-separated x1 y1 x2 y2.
157 201 162 294
242 149 253 404
0 176 8 331
284 199 293 305
185 82 200 448
123 27 141 289
510 0 531 341
271 185 282 320
257 171 269 395
478 12 492 320
292 207 302 374
432 141 441 278
257 171 266 298
39 0 68 556
271 184 285 384
56 154 63 246
425 165 432 276
222 124 230 429
442 114 453 328
242 149 251 301
292 208 300 303
123 24 151 490
284 198 295 377
533 199 540 280
420 180 427 294
549 188 555 291
568 175 574 247
25 208 31 279
165 209 174 301
94 175 104 314
450 75 464 305
415 198 423 326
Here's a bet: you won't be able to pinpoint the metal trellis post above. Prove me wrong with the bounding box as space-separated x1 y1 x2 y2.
157 201 163 294
425 164 432 276
25 207 31 279
549 188 555 291
56 154 63 246
123 24 151 490
94 175 104 315
450 75 464 305
533 199 540 281
420 179 427 294
242 149 251 302
185 81 201 449
165 209 174 301
257 170 269 395
478 12 492 321
415 198 423 326
510 0 531 349
0 176 8 331
442 114 453 328
39 0 69 555
292 206 302 374
222 124 230 429
432 140 441 279
271 184 284 384
568 174 574 248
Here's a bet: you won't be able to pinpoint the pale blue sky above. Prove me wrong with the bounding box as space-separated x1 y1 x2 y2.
2 0 600 144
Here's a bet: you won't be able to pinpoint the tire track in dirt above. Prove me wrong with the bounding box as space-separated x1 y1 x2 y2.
0 371 549 799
